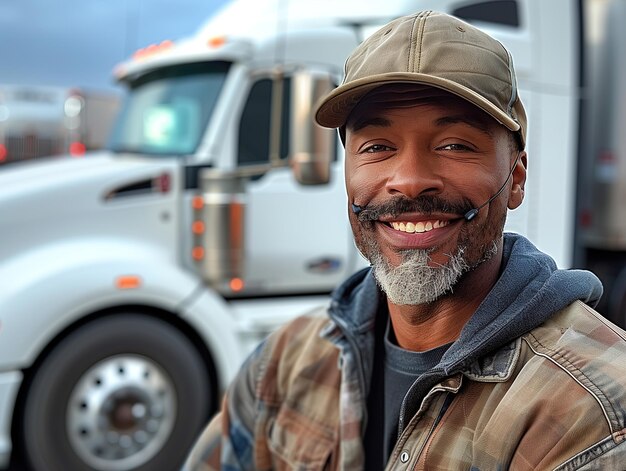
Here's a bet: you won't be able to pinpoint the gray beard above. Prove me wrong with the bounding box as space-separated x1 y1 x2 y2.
369 241 498 305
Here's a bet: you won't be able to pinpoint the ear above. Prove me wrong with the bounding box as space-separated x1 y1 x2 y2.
508 151 527 210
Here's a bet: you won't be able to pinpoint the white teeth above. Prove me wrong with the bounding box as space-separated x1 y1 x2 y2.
389 220 449 233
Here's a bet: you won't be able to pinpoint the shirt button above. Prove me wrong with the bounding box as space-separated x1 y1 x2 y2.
400 451 410 463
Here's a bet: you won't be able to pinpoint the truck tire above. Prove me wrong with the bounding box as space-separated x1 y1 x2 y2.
20 314 213 471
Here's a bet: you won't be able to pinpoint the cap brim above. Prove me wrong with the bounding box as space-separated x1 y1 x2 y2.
315 72 521 133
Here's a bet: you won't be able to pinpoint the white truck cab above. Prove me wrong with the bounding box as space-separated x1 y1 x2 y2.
1 1 624 470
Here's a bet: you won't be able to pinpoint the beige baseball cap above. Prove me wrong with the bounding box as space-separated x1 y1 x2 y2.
315 10 527 147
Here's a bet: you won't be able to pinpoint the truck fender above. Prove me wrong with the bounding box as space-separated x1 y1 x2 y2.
0 238 241 385
178 288 249 389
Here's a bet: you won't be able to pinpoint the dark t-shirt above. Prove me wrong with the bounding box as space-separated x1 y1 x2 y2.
364 315 450 468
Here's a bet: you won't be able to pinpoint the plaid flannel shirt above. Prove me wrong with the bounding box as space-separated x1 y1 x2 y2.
184 300 626 470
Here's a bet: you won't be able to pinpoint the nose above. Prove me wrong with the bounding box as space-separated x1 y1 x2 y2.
385 149 444 199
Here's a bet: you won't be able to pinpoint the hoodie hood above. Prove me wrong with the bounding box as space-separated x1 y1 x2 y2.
327 233 603 414
442 233 602 373
331 233 602 341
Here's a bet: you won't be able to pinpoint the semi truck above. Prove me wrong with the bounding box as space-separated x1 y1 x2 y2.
0 85 119 165
0 0 624 470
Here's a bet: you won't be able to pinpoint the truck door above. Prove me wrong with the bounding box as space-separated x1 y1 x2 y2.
236 74 353 295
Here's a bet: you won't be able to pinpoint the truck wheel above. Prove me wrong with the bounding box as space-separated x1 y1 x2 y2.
21 314 213 471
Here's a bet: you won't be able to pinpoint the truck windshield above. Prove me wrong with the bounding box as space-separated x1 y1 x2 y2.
108 61 230 156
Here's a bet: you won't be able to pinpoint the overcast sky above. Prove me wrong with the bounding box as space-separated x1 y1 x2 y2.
0 0 230 92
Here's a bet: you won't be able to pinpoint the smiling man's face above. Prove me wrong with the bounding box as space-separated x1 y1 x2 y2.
345 87 524 305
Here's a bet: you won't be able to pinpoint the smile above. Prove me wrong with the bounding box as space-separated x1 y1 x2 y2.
389 220 450 234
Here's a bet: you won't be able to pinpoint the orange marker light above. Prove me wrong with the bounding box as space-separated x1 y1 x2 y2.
132 40 173 61
207 36 226 48
192 246 205 260
230 278 244 292
115 276 142 290
192 196 204 210
192 220 205 234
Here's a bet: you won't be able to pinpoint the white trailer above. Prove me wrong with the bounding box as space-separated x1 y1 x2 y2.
0 85 119 165
0 0 623 470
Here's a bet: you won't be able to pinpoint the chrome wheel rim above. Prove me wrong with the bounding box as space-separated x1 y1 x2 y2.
66 354 177 470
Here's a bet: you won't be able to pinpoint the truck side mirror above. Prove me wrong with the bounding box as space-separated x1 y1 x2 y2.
290 72 335 185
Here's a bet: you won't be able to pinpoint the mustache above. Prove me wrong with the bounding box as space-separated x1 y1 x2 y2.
355 196 474 222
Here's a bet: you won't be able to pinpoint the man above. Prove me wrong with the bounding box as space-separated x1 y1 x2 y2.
184 11 626 470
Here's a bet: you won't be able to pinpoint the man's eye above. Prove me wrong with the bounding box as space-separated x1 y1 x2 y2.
439 143 472 151
363 144 393 153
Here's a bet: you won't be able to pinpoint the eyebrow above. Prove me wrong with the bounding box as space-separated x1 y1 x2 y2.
348 116 392 133
434 115 495 138
348 112 497 139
